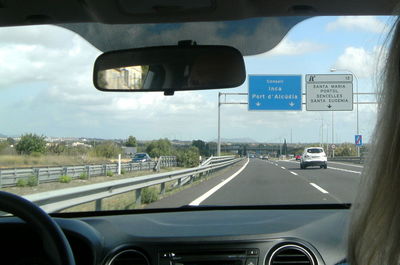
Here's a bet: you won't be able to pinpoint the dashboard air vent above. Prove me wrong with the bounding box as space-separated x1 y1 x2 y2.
268 244 315 265
108 249 150 265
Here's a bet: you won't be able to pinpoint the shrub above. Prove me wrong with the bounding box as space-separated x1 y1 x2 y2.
59 175 72 183
79 172 88 180
30 151 42 158
16 179 28 187
121 169 126 175
90 141 122 158
141 187 159 204
176 146 200 168
106 171 114 177
27 175 38 186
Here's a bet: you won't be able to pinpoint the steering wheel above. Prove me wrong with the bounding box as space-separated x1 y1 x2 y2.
0 191 75 265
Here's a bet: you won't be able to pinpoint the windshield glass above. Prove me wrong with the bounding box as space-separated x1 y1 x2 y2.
307 149 323 153
0 16 390 213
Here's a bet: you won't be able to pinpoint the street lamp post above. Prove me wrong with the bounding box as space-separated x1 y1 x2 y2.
330 68 360 157
217 92 221 156
315 117 324 148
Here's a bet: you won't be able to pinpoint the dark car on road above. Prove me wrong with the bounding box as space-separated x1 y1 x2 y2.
132 153 152 163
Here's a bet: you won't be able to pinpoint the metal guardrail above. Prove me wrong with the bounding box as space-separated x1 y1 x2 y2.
201 155 235 166
154 156 176 171
328 156 364 164
0 156 177 188
24 156 242 213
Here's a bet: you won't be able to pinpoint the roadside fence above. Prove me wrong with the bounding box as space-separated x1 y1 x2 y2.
0 156 177 188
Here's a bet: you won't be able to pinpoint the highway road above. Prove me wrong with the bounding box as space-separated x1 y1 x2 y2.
147 158 362 208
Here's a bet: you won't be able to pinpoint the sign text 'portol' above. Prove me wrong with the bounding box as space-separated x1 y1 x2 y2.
305 74 353 111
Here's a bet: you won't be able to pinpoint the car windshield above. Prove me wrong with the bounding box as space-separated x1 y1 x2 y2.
307 149 323 153
0 15 390 213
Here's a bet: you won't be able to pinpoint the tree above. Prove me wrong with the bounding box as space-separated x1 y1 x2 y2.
192 140 208 156
206 142 217 156
146 139 173 157
6 137 15 145
282 139 288 156
15 134 46 155
126 136 137 147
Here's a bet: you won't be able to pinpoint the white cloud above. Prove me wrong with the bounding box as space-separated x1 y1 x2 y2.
332 46 386 78
261 39 324 56
326 16 389 34
0 24 221 140
0 25 101 89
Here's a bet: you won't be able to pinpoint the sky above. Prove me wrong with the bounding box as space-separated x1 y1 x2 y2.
0 16 393 143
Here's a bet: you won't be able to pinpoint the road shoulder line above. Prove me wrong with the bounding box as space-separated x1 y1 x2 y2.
329 166 361 174
189 158 250 206
328 161 363 168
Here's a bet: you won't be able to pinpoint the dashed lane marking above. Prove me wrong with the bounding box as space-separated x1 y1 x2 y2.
310 183 329 194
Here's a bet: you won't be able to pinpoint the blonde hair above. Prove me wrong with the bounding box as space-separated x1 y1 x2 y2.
348 17 400 265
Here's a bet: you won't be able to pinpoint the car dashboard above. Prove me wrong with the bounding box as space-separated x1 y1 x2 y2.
0 208 349 265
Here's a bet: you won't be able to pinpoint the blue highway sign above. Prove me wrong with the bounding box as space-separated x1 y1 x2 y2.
355 135 363 146
248 75 302 111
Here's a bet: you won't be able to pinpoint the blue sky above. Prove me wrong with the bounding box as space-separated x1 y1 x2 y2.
0 16 392 143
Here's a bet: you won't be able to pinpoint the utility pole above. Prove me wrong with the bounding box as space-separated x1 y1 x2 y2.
290 128 293 144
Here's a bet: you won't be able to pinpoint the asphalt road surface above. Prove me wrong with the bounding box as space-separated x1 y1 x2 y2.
147 158 362 208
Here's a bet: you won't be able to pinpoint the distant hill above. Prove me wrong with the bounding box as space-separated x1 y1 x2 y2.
212 138 258 143
0 133 8 138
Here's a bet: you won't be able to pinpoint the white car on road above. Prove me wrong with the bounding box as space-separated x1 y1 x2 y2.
300 147 328 169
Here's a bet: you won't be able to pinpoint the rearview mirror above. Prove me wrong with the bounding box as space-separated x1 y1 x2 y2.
93 44 246 95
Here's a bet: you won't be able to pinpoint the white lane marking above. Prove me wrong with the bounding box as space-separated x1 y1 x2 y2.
281 166 286 169
310 183 329 194
290 171 298 175
329 166 361 174
189 158 250 206
328 161 363 168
